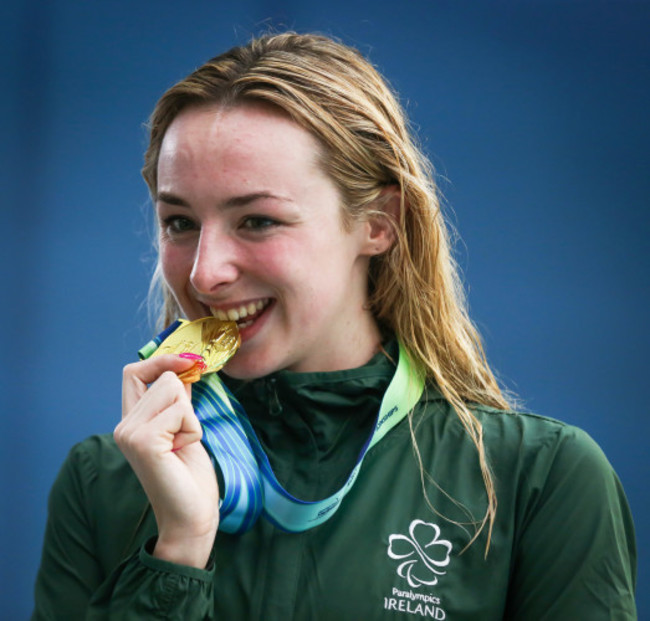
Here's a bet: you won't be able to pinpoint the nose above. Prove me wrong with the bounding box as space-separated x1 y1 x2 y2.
189 228 239 294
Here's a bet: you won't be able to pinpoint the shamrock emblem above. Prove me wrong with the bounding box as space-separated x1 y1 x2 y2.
387 519 452 588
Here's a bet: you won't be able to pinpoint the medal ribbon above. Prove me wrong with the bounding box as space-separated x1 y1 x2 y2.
138 329 424 534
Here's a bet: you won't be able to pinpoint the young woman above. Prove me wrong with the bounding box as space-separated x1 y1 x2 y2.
33 33 637 619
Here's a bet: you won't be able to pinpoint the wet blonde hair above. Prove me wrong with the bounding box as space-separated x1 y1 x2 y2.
143 32 510 550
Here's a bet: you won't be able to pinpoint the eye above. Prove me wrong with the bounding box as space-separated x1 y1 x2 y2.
240 216 280 231
161 215 198 235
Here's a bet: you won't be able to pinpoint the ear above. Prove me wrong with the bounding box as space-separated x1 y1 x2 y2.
360 186 402 256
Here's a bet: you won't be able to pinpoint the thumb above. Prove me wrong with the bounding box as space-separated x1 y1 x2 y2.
171 403 203 452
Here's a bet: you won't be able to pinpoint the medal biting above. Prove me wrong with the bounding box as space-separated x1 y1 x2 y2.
150 317 241 383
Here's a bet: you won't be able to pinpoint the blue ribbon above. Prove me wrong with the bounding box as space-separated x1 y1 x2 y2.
139 325 424 534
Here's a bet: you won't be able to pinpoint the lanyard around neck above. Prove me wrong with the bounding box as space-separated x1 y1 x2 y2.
139 325 424 534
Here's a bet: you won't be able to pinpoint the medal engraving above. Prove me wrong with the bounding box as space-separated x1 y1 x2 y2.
152 317 240 375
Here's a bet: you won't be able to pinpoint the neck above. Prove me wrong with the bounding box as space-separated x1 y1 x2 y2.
289 313 383 373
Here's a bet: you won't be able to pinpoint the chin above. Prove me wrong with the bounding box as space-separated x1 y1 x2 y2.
221 353 280 381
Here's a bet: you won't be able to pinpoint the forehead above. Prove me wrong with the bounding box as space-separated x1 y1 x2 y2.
159 103 324 175
156 102 342 213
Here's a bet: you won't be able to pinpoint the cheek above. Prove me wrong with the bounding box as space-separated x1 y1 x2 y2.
247 239 302 283
160 243 192 289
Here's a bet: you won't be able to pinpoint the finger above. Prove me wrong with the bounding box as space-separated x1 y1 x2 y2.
149 399 203 450
122 355 196 414
122 369 188 424
176 354 207 385
172 426 204 453
116 394 201 458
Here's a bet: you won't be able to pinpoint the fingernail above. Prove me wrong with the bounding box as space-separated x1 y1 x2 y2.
179 352 207 371
179 352 203 361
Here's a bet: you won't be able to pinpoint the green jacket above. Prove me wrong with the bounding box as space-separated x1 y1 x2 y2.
33 347 637 620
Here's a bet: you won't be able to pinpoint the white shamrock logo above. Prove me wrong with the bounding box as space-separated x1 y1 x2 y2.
388 519 452 588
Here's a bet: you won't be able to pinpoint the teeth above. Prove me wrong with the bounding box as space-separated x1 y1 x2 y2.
210 299 268 323
212 309 229 321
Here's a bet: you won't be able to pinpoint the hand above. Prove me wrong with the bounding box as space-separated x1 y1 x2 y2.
115 354 219 568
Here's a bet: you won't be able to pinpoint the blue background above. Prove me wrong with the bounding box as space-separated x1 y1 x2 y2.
2 1 648 618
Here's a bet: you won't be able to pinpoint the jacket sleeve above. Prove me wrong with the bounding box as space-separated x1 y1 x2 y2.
32 442 215 620
86 539 215 620
504 426 637 620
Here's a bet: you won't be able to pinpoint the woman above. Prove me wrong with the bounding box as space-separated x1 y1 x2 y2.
33 33 637 619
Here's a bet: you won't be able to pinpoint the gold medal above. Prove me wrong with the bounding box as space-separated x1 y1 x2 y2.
151 317 241 380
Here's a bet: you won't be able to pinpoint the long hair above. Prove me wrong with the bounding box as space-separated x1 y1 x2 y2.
142 32 510 550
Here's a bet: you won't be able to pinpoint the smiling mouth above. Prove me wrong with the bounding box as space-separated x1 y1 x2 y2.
209 299 271 329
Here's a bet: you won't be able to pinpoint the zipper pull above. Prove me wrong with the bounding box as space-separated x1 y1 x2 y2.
267 377 283 416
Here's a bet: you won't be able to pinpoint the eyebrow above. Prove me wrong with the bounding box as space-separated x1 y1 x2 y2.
156 191 189 207
156 191 293 208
